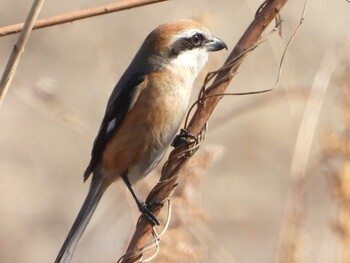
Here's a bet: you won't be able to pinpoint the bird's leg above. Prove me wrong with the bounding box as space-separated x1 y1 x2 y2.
171 128 199 148
121 173 161 226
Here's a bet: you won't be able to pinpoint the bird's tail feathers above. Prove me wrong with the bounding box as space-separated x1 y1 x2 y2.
55 173 110 263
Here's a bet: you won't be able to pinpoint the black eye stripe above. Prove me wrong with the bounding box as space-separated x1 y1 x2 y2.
169 33 206 57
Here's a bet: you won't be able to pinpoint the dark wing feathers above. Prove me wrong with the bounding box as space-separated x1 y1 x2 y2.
83 72 145 181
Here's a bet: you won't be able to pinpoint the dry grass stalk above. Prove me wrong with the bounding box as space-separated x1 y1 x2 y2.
275 39 337 262
275 187 305 263
0 0 45 106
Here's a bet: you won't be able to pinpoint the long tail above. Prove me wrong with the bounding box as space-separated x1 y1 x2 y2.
55 174 110 263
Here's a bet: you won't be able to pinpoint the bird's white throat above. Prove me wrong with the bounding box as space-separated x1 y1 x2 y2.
169 48 209 78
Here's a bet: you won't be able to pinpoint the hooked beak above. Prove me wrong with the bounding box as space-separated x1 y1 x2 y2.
206 36 227 52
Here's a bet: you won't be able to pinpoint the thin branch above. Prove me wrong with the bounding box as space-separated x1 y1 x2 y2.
0 0 45 106
275 0 308 87
0 0 168 37
211 87 310 132
184 88 272 128
120 0 288 262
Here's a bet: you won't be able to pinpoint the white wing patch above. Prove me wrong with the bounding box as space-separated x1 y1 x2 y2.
107 118 116 133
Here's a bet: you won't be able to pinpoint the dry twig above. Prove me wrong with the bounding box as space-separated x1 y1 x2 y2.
275 0 308 87
0 0 168 37
0 0 45 106
120 0 288 262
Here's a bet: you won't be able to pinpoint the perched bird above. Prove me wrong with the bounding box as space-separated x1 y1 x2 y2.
55 19 226 263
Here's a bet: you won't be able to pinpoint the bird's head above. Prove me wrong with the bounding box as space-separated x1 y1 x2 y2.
136 19 227 78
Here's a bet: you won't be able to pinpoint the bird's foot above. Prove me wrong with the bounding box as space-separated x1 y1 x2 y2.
171 128 198 148
136 199 163 226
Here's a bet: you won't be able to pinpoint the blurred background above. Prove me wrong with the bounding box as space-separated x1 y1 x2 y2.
1 0 350 262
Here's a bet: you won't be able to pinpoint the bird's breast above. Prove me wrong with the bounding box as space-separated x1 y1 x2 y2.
102 71 193 183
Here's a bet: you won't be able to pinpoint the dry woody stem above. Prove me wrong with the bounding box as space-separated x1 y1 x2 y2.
0 0 167 37
121 0 288 262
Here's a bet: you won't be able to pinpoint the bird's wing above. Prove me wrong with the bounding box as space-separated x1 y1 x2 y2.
83 72 146 181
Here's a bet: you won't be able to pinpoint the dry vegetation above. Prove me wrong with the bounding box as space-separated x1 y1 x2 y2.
323 43 350 263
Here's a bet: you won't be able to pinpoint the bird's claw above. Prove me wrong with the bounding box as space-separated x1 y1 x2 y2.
137 199 162 226
171 128 199 148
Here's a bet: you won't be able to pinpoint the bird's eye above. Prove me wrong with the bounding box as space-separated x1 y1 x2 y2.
190 33 203 47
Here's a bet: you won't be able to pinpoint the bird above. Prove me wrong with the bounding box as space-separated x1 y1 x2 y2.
55 19 227 263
